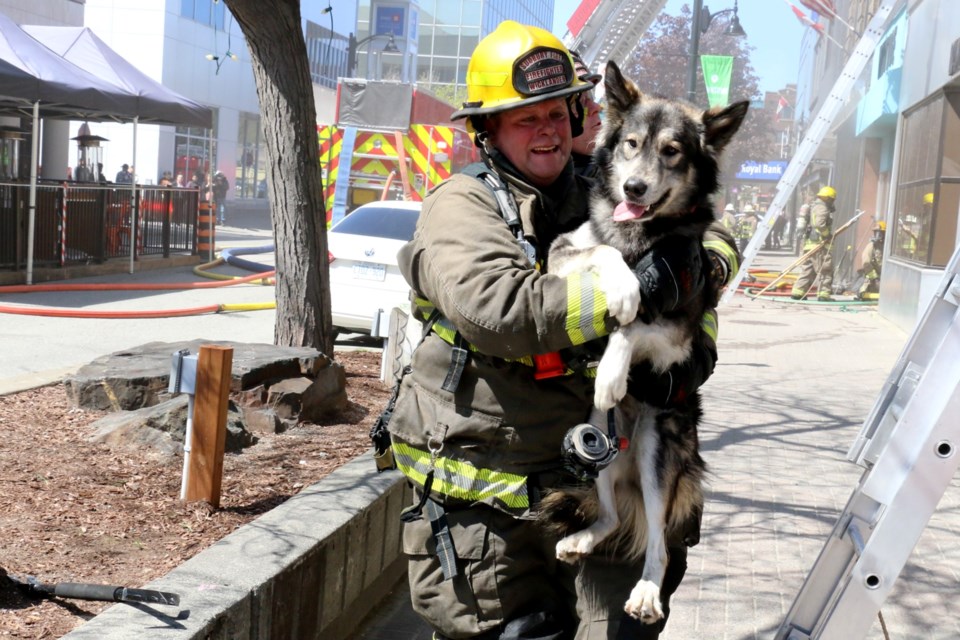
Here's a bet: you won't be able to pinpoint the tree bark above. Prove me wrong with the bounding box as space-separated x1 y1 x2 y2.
225 0 333 355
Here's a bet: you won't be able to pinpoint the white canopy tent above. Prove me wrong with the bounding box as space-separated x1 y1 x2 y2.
0 13 214 282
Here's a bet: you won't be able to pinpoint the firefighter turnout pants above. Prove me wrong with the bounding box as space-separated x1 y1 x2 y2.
405 500 688 639
792 243 834 299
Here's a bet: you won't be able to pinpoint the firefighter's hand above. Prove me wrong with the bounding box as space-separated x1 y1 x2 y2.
634 236 706 322
626 342 717 408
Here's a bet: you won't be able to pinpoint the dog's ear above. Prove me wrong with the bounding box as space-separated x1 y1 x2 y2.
702 100 750 153
603 60 641 125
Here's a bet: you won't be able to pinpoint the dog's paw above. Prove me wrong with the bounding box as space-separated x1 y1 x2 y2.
624 580 664 625
555 531 598 563
594 366 628 411
599 272 640 326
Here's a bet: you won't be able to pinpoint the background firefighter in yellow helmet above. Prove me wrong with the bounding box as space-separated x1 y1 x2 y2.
381 20 732 640
856 221 885 300
735 203 758 253
792 185 837 300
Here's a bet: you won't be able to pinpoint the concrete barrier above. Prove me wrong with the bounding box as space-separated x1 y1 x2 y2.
63 453 411 639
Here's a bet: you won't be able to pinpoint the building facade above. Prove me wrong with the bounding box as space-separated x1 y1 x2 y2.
796 0 960 331
354 0 555 104
9 0 555 201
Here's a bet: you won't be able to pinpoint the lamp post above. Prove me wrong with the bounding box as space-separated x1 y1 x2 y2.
346 32 400 78
686 0 746 103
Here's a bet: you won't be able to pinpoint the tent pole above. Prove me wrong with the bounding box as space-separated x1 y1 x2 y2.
129 116 138 274
207 125 214 263
26 100 40 286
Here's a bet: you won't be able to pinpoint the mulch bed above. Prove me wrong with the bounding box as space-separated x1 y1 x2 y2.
0 349 390 639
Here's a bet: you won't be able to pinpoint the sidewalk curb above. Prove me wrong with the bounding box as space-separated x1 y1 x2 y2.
63 452 411 639
0 367 76 397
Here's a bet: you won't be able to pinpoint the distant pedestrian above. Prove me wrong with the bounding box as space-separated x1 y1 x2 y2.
115 163 133 184
772 211 787 249
211 171 230 225
74 158 93 182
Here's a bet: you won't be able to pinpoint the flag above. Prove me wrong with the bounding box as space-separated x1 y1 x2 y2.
701 55 734 108
799 0 837 20
776 95 789 121
789 3 825 34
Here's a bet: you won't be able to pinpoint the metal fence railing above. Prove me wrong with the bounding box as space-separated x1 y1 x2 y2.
0 181 201 271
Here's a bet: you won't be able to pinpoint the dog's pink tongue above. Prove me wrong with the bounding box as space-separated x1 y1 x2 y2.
612 201 648 222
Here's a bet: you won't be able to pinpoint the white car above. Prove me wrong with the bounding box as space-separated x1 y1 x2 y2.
327 201 421 337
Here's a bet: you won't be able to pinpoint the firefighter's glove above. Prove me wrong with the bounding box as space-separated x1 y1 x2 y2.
634 236 706 323
626 342 717 408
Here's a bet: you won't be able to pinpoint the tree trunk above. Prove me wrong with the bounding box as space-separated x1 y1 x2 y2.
225 0 333 355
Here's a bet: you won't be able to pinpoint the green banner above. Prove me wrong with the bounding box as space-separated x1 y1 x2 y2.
701 55 733 108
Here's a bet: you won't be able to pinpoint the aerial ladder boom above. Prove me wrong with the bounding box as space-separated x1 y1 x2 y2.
561 0 668 73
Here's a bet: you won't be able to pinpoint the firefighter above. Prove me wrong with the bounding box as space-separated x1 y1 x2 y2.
569 50 603 180
721 202 737 232
383 21 724 640
736 204 758 254
792 185 837 301
857 221 885 300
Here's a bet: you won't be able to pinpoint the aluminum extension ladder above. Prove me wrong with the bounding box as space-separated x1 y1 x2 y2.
776 243 960 639
721 0 897 304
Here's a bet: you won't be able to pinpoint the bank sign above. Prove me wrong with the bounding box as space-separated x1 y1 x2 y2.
737 160 788 181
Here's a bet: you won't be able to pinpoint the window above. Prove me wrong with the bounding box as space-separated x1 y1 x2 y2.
891 92 960 266
235 114 265 199
876 28 896 79
180 0 227 29
174 115 217 187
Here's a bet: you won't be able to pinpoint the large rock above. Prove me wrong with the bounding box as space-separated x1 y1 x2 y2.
88 395 258 455
263 365 349 423
65 340 330 411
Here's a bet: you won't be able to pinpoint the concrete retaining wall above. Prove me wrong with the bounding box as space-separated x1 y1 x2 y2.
63 453 411 639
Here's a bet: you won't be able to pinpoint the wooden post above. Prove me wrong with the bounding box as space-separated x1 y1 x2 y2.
186 345 233 508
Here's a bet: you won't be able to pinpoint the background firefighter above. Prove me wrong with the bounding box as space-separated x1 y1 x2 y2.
857 221 885 300
792 185 837 301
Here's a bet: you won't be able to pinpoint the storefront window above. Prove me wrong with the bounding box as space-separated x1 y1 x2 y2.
236 113 266 199
891 92 960 266
174 114 217 188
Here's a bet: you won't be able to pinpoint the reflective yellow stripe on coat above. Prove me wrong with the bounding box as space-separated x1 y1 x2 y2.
393 440 530 515
703 238 739 284
412 271 610 371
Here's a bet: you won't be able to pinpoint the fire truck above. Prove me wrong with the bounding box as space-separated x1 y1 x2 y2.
318 80 477 226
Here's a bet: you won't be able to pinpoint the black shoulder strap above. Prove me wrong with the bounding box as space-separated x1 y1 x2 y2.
460 163 522 235
460 163 535 266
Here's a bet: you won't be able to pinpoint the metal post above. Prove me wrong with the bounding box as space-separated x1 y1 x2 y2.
26 100 39 285
128 116 138 274
686 0 704 103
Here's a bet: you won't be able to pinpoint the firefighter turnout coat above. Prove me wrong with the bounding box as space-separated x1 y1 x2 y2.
389 159 612 518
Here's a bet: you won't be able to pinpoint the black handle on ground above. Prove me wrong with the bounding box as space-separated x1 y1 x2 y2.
11 575 181 606
54 582 181 606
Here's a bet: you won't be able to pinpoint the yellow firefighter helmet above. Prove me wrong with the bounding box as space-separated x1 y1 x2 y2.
817 185 837 199
451 21 590 121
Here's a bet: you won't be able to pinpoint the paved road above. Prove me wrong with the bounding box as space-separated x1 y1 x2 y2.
352 250 960 640
0 199 281 394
